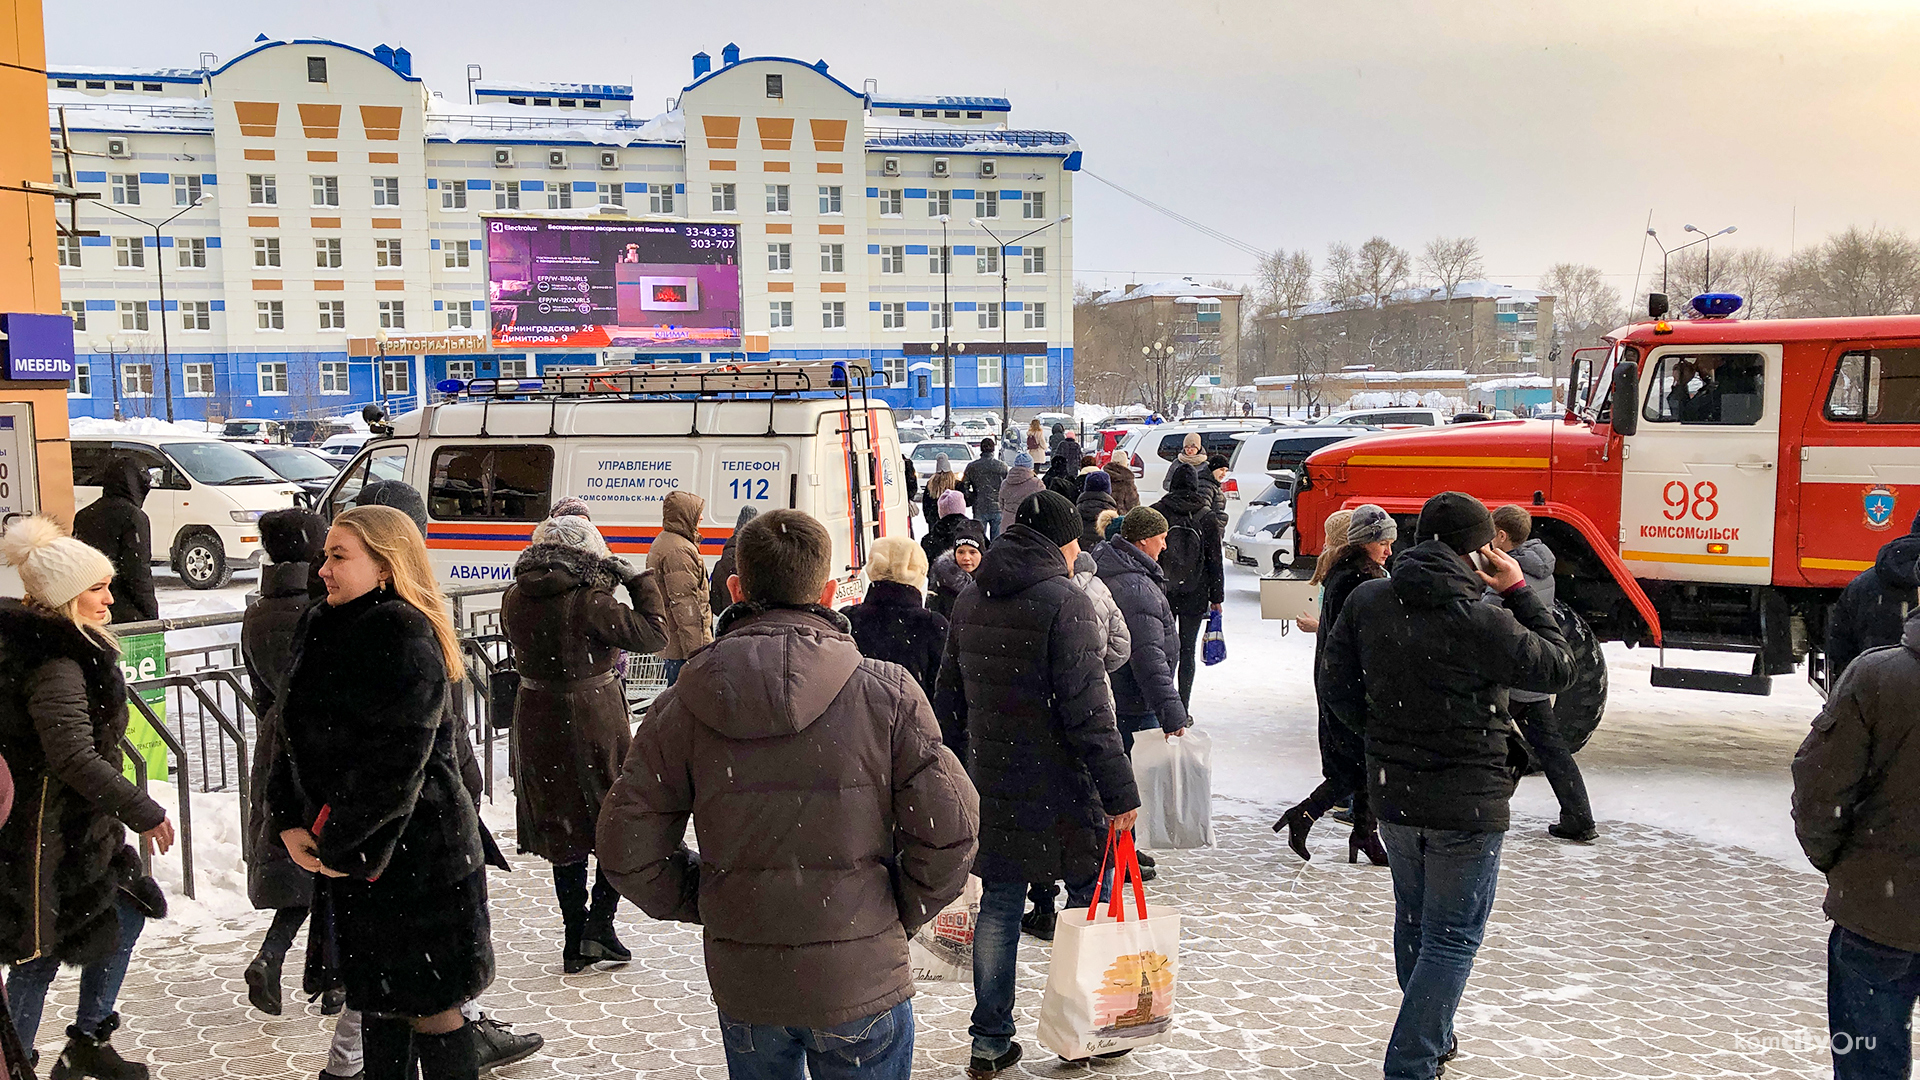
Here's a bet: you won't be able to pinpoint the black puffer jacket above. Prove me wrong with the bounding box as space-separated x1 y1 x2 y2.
842 580 950 700
934 524 1138 883
1827 533 1920 681
928 551 975 622
963 455 1010 520
1093 538 1187 733
1152 465 1226 617
243 560 320 910
1076 489 1118 551
0 600 165 965
72 456 157 623
922 513 972 565
1322 540 1574 832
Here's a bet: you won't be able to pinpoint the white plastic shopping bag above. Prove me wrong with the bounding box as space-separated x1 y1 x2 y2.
1038 830 1180 1061
908 875 980 983
1131 726 1214 849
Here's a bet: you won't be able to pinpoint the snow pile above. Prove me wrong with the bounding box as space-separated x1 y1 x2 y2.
70 416 215 437
1344 390 1468 412
1470 375 1560 392
141 781 257 944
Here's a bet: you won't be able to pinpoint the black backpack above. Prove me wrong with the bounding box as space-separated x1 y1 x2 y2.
1160 523 1207 595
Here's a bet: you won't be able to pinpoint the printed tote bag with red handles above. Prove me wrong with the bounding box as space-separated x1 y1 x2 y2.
1037 827 1181 1061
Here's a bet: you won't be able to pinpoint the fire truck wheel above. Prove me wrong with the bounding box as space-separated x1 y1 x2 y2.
1554 602 1608 754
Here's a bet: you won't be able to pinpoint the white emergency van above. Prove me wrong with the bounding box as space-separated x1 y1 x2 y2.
315 361 909 605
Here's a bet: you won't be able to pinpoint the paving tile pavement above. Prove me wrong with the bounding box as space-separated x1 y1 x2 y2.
22 814 1841 1079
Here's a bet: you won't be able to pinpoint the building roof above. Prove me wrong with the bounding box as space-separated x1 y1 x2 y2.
424 102 684 147
50 90 213 134
1092 278 1242 305
472 80 634 101
863 127 1076 155
871 95 1011 112
50 65 206 84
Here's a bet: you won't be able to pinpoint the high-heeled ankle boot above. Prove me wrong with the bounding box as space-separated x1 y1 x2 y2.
1347 826 1389 866
1273 804 1318 861
579 872 631 964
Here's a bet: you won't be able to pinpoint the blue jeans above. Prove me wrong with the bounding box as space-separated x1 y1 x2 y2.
1829 925 1920 1079
972 875 1097 1060
981 513 1002 542
718 999 913 1080
6 895 147 1044
1377 824 1505 1080
663 658 687 686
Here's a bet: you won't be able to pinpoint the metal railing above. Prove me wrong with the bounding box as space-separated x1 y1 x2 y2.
864 127 1076 149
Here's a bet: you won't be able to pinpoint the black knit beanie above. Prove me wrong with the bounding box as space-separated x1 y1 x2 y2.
1416 491 1496 555
1016 491 1081 546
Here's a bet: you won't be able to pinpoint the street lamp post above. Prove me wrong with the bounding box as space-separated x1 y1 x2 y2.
1646 224 1736 303
971 214 1070 452
1683 224 1737 291
97 337 131 421
937 215 952 437
375 327 390 414
96 196 203 423
1142 338 1172 418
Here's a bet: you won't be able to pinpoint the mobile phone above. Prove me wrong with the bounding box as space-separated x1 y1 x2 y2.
1469 550 1491 574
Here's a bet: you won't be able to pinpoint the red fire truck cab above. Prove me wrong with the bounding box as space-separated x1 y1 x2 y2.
1284 306 1920 696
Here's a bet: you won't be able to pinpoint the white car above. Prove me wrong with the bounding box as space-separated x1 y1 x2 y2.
1314 406 1447 428
1113 419 1269 505
908 439 974 480
1223 427 1386 508
1225 478 1296 574
72 435 302 588
318 432 370 460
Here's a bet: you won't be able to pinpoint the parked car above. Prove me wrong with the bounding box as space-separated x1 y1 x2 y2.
1094 425 1149 467
1226 477 1297 573
247 445 344 504
318 432 371 460
71 435 302 588
1223 426 1386 508
285 418 355 446
1113 418 1269 505
1313 406 1448 427
220 418 286 444
907 439 975 480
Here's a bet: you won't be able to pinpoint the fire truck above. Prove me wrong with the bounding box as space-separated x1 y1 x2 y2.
1276 294 1920 698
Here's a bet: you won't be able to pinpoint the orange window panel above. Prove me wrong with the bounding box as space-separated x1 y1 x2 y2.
234 101 279 137
298 103 342 139
314 280 345 291
368 152 399 164
709 160 737 171
310 217 341 229
817 162 843 174
703 115 741 149
810 118 847 153
374 279 406 291
243 149 276 161
757 117 795 151
360 105 403 141
307 150 338 162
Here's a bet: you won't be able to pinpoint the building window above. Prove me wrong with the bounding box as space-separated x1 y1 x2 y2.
822 301 845 329
319 361 349 394
172 174 201 206
382 360 410 395
977 357 1001 387
820 243 843 273
766 73 783 98
372 177 400 207
110 174 140 206
248 174 277 206
258 362 288 394
307 56 328 83
881 302 906 329
767 243 791 272
441 180 467 210
711 183 736 212
1023 246 1046 274
930 303 953 331
765 184 790 213
927 190 950 218
1024 354 1048 386
376 238 403 268
881 246 905 274
63 300 87 331
177 237 207 268
181 301 210 331
878 189 902 216
598 183 623 207
499 357 530 378
547 185 573 210
976 191 999 219
122 363 153 396
311 175 339 207
113 236 144 268
649 186 673 213
70 362 91 397
929 246 950 275
978 302 1000 330
1022 190 1046 219
818 186 842 214
446 301 475 329
378 300 406 329
883 356 906 385
318 300 346 329
447 360 476 381
768 300 793 329
256 300 284 329
445 242 472 269
1025 302 1047 330
57 233 81 267
977 246 999 275
118 301 148 331
315 238 342 268
496 181 520 210
254 237 280 268
183 362 214 396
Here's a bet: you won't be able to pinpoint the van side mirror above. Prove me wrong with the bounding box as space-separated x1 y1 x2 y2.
1648 293 1669 319
1611 360 1641 437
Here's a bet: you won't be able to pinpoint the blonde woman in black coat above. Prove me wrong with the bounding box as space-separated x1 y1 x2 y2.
267 505 501 1080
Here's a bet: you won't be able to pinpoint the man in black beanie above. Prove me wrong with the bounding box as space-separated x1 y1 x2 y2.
934 491 1139 1077
1321 490 1574 1080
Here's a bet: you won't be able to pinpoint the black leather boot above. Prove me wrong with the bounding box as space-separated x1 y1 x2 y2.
414 1024 481 1080
359 1014 415 1080
49 1013 148 1080
244 951 284 1016
468 1014 544 1075
578 871 630 964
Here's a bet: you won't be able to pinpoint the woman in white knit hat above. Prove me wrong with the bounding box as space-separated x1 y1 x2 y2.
0 515 175 1079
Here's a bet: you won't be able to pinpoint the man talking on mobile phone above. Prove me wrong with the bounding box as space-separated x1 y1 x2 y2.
1321 491 1574 1080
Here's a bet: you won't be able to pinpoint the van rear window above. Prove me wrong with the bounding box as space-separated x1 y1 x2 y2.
429 445 554 521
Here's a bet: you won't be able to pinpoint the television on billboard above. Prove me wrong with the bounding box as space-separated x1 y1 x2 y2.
484 217 741 349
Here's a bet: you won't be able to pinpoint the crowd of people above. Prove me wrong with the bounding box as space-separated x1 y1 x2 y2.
0 437 1918 1080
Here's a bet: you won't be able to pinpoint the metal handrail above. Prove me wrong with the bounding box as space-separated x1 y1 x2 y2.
121 693 194 898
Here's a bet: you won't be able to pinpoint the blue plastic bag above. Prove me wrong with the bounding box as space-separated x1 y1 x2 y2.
1202 609 1226 665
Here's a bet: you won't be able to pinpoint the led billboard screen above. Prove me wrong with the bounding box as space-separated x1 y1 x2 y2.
484 218 742 349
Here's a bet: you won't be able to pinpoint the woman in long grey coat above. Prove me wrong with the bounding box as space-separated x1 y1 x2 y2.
502 515 668 972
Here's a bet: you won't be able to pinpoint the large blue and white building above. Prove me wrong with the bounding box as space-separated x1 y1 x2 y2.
50 39 1079 422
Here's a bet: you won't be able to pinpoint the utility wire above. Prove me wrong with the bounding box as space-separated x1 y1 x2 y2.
1081 168 1269 261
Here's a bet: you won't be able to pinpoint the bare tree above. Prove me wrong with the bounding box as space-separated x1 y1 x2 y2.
1351 237 1413 308
1540 263 1623 348
1652 246 1782 318
1420 236 1484 299
1255 249 1315 317
1320 242 1358 305
1777 226 1920 317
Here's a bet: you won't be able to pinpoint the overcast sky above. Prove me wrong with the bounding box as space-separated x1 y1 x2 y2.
48 0 1920 296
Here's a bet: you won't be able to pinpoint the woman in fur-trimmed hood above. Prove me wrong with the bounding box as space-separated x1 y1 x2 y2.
502 514 669 972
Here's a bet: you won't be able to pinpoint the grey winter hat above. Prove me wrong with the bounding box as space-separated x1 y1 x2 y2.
1014 452 1034 469
1347 504 1397 547
352 480 428 532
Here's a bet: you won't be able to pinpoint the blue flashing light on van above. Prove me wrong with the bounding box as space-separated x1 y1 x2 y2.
1691 293 1744 318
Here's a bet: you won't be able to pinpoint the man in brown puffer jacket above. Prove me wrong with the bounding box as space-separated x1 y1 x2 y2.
599 509 979 1077
647 489 713 685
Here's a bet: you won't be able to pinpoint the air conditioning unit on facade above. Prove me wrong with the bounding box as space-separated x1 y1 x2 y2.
931 157 949 177
106 137 130 158
978 159 996 179
547 150 567 169
598 150 618 170
881 156 901 177
492 148 513 167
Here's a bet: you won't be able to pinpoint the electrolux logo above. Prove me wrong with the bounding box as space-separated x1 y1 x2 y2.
1 312 76 382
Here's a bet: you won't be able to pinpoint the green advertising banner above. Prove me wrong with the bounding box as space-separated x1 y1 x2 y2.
118 631 169 783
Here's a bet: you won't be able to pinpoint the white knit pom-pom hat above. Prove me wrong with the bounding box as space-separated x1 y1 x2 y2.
0 516 115 608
